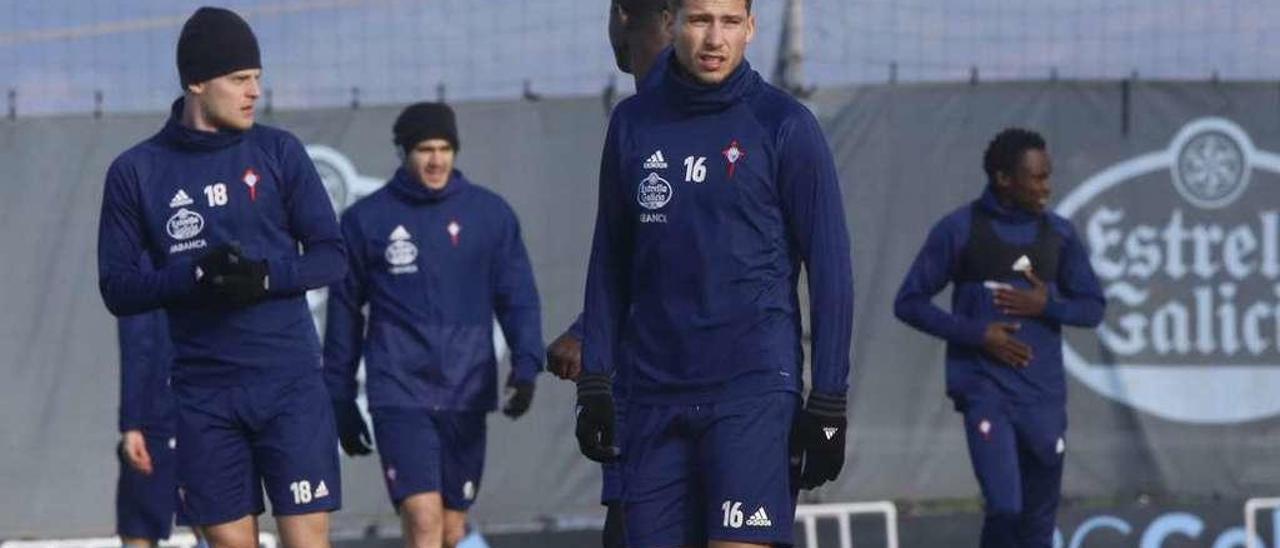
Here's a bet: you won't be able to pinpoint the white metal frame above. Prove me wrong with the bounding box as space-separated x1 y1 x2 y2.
1 532 278 548
794 501 899 548
1245 497 1280 548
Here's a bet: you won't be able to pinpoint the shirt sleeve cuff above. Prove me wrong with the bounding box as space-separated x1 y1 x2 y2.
266 257 299 295
507 361 540 386
119 418 143 433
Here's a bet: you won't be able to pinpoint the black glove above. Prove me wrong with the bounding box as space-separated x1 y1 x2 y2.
792 391 848 490
194 243 240 285
214 257 269 307
331 399 372 456
194 244 269 307
575 374 619 463
502 382 535 419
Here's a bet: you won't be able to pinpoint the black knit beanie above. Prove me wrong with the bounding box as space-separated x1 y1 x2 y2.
176 7 261 88
393 103 460 153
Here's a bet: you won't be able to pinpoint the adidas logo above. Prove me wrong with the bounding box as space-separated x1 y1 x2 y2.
390 225 412 241
643 150 668 170
823 426 839 440
314 480 330 499
746 506 772 527
169 189 193 208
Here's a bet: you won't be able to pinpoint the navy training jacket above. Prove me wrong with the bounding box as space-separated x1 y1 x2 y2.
98 98 346 386
582 53 855 404
324 168 544 412
894 187 1106 406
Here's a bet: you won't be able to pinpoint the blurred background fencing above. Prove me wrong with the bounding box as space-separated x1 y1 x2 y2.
1 0 1279 117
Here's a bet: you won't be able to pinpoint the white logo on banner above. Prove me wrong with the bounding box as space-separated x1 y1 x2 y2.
1057 117 1280 424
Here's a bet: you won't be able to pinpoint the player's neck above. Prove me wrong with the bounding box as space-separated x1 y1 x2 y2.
631 58 655 86
180 95 218 133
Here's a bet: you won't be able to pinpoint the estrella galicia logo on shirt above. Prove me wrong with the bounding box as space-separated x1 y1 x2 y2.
385 224 419 275
166 208 204 240
637 172 673 210
1058 117 1280 424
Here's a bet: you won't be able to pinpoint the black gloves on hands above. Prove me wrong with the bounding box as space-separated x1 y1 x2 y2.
502 382 535 419
792 391 848 490
575 374 619 463
332 399 373 456
194 243 269 307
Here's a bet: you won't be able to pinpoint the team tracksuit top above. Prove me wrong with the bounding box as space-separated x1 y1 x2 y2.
323 168 544 412
98 98 347 386
894 188 1106 405
582 54 855 404
118 308 175 437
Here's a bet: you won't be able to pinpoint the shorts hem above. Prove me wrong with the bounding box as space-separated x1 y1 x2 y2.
709 532 794 545
272 501 341 517
443 499 475 512
390 487 441 508
186 505 265 527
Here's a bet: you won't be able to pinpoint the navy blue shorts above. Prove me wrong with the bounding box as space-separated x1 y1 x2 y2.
174 374 341 526
117 432 188 540
372 408 487 511
623 392 798 547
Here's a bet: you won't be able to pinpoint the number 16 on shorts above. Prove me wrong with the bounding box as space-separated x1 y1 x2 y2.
722 500 745 528
723 500 774 529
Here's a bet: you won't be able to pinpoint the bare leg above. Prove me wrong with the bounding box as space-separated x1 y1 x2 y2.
442 509 468 548
201 515 258 548
277 511 331 548
709 541 773 548
401 491 445 548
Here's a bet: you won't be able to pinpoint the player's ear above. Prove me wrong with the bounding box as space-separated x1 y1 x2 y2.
615 2 631 29
994 169 1015 193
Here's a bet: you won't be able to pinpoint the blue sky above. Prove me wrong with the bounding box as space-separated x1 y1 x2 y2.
0 0 1276 116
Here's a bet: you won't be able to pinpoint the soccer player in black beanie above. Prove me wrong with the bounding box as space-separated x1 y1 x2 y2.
98 6 345 547
325 100 544 547
392 102 460 154
176 6 262 132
